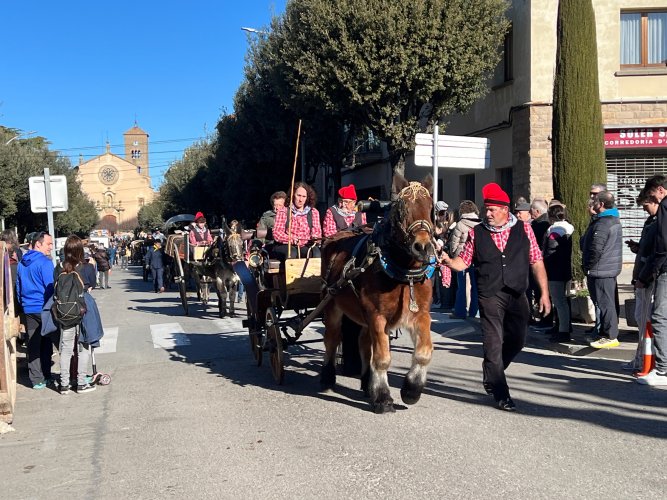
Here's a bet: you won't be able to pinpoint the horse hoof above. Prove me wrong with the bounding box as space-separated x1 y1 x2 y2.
400 386 422 405
371 400 396 414
320 363 336 390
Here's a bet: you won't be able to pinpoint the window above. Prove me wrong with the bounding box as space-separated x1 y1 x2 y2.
497 168 513 201
460 174 476 202
138 197 145 207
131 149 142 159
621 11 667 67
502 25 513 82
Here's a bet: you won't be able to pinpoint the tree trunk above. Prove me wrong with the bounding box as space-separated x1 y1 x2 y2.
552 0 606 281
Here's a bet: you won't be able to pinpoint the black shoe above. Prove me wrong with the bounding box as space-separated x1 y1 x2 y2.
549 333 571 343
497 398 516 412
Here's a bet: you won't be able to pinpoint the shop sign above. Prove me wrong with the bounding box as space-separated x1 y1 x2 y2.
604 127 667 149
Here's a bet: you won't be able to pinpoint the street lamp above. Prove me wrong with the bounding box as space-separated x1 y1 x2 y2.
4 130 37 145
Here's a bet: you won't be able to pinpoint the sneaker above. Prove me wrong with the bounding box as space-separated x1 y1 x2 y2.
636 369 667 386
497 398 517 412
32 382 46 390
590 337 620 349
77 383 96 394
60 384 71 395
84 375 94 385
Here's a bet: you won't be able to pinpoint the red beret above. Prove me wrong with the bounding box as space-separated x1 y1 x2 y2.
482 183 510 207
338 184 357 200
195 211 205 221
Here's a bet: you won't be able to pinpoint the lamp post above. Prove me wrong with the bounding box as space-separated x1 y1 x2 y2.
4 130 37 145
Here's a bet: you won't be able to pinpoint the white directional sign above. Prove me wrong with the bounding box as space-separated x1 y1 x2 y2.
29 174 68 213
414 133 490 170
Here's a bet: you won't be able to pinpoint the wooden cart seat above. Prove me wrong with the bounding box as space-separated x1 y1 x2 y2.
165 235 185 260
192 245 210 261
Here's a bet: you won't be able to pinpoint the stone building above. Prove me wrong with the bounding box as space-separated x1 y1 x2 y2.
76 124 154 233
344 0 667 260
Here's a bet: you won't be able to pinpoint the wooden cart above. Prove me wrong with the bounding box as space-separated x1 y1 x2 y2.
0 242 20 424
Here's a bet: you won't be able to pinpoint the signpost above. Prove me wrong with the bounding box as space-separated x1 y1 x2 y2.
414 126 490 206
28 168 68 262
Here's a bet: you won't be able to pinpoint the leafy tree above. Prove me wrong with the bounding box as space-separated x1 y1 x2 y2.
551 0 606 280
137 199 166 232
0 126 97 240
261 0 510 173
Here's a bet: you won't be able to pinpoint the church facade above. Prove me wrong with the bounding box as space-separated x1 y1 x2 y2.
76 124 155 233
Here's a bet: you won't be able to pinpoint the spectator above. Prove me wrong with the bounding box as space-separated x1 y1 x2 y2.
543 202 574 342
93 244 111 289
16 231 56 389
118 242 129 270
441 183 550 412
514 200 531 222
635 175 667 386
56 235 97 394
448 200 481 318
626 190 658 372
528 198 551 329
146 239 165 293
581 191 622 349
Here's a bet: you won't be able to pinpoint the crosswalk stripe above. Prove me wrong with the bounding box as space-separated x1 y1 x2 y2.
150 323 191 349
213 318 245 334
95 327 119 354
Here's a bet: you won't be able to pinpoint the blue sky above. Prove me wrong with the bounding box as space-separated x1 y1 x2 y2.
0 0 288 186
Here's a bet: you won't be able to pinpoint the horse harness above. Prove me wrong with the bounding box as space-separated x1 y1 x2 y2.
326 182 436 314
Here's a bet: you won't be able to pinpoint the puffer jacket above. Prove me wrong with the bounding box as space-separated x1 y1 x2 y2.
580 208 622 278
632 215 657 283
448 213 481 258
543 220 574 282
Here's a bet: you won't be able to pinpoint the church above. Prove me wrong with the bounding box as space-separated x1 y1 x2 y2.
76 124 155 233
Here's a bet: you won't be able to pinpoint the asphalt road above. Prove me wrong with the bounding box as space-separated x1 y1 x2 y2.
1 266 666 499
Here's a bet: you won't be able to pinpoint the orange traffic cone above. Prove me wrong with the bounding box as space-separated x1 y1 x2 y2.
636 321 655 377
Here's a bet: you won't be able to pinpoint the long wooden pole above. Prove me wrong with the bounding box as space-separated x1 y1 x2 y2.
287 119 303 258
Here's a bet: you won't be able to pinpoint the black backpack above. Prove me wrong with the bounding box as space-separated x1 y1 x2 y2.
52 271 86 328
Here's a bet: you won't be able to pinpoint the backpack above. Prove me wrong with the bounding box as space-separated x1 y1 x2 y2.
52 271 87 328
119 246 127 256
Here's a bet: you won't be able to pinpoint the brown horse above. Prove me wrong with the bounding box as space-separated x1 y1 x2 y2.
320 174 436 413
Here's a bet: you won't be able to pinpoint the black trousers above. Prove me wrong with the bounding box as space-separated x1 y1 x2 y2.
478 289 530 401
26 313 57 385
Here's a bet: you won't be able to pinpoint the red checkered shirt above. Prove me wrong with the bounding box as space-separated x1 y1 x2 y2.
458 221 543 267
273 206 322 246
322 208 367 237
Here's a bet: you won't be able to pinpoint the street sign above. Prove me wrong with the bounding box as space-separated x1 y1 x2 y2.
29 175 68 213
414 133 490 169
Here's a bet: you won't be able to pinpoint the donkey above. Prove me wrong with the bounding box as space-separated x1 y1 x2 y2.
200 220 243 318
320 174 436 413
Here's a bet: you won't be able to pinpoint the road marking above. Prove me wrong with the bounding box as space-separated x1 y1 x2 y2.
95 327 119 354
213 318 245 334
150 323 191 349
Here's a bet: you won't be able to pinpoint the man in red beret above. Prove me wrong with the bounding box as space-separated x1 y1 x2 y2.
189 211 213 248
441 183 550 412
322 184 367 238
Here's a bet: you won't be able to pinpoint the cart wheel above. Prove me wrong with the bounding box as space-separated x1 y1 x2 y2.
266 307 284 384
179 281 188 316
248 308 263 366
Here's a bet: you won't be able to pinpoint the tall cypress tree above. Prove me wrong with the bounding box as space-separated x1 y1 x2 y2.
552 0 606 281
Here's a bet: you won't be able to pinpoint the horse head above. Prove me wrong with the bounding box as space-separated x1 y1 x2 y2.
224 221 244 263
388 174 435 264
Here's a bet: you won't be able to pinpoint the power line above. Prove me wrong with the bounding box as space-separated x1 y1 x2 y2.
52 136 209 152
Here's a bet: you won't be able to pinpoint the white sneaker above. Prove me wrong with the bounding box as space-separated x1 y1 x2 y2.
636 369 667 386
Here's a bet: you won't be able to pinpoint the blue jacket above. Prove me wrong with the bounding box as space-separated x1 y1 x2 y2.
17 250 55 314
81 293 103 347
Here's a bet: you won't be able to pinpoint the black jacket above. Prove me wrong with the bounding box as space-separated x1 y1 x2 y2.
580 208 622 278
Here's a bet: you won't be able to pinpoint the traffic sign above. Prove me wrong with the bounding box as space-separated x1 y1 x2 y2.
28 175 68 213
414 133 490 169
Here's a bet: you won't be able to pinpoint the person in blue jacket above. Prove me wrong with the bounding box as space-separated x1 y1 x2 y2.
16 231 56 389
146 239 165 293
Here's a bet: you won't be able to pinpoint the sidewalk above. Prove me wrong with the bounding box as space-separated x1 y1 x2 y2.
431 265 640 363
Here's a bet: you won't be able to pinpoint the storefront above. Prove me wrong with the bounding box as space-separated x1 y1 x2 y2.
604 126 667 262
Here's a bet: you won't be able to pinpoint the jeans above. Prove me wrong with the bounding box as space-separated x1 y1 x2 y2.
454 267 478 317
152 267 164 291
633 284 655 367
26 313 56 385
237 281 245 301
587 276 619 340
120 255 128 270
98 270 109 288
59 325 91 387
650 273 667 372
548 280 571 333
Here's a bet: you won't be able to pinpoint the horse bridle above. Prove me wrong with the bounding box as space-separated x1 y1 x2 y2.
396 182 434 242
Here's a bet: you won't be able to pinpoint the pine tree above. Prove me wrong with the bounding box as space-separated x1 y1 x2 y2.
552 0 606 281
